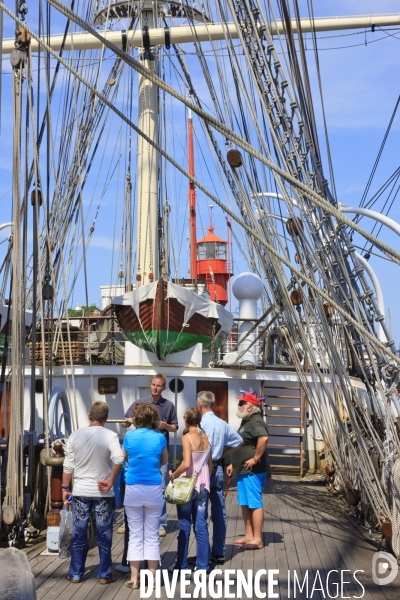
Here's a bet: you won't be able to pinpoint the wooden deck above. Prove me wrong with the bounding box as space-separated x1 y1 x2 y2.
28 475 400 599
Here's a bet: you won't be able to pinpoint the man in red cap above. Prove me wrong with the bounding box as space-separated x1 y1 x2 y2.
226 391 268 550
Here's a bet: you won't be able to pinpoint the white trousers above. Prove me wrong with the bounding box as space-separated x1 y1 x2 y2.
124 484 163 562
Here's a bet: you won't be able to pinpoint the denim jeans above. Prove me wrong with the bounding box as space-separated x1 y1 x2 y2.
209 465 227 556
69 496 115 581
176 485 210 570
160 460 169 530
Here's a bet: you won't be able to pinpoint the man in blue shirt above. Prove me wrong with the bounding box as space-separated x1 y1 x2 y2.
197 390 243 564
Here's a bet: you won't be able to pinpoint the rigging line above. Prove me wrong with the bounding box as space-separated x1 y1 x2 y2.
45 59 127 288
65 136 128 305
284 0 322 165
343 243 395 264
27 46 79 433
306 0 337 200
133 27 400 55
109 119 124 290
376 25 400 42
193 120 232 208
37 0 400 262
356 167 400 257
363 165 400 211
358 94 400 213
315 35 394 51
77 156 94 389
117 64 131 285
362 182 400 257
8 5 400 366
0 188 12 202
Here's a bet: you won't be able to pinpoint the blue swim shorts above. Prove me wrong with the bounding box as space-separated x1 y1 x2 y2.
237 472 267 509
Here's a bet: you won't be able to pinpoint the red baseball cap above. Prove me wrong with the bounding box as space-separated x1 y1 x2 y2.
237 392 260 407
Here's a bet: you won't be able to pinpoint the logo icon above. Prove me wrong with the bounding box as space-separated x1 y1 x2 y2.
372 551 398 585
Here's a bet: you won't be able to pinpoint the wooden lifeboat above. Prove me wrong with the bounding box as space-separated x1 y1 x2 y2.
112 278 233 360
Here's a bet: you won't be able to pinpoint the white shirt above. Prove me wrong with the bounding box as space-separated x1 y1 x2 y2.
63 426 124 497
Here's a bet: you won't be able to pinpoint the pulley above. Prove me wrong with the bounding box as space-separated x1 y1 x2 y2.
227 149 243 168
30 188 42 206
10 49 26 69
323 303 334 319
286 217 303 237
290 289 303 306
42 281 54 300
345 487 360 506
382 517 393 538
17 25 30 48
325 464 334 476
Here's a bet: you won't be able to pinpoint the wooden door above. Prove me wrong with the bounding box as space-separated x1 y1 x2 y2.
196 380 228 422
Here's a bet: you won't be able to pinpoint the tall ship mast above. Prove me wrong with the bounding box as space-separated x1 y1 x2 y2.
0 0 399 559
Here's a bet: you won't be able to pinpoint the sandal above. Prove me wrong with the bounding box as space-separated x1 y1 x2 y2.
125 581 140 590
99 575 117 584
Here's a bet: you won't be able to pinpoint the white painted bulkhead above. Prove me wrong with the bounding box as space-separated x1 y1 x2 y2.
21 365 370 472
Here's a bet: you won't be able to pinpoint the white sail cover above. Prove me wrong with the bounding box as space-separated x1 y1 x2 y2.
112 282 158 320
0 305 33 328
166 282 233 333
112 281 233 334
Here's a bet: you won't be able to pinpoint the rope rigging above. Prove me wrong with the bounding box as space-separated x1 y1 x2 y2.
0 0 399 555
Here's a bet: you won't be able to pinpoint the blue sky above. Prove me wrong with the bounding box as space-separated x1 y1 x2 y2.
0 1 399 345
303 0 400 345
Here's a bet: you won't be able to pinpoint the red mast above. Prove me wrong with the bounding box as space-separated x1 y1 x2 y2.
188 107 197 278
187 106 233 303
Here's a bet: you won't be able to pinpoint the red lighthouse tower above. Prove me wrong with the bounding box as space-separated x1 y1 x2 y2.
187 106 233 305
196 226 232 306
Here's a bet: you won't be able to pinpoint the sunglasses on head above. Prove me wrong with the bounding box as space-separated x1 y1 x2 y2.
238 401 246 406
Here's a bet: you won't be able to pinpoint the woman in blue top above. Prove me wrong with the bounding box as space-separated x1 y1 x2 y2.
123 402 167 590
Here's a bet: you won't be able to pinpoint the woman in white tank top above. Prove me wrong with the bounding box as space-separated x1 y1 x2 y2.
169 407 213 572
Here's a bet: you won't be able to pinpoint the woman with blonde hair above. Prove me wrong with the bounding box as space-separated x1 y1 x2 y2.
169 407 213 572
123 402 167 589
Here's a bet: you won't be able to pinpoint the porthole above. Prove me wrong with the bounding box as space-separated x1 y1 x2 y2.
169 378 184 394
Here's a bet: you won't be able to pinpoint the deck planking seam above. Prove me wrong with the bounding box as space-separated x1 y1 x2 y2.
285 480 354 600
291 481 394 600
30 477 400 600
278 478 323 600
312 492 399 600
267 478 292 600
276 478 311 600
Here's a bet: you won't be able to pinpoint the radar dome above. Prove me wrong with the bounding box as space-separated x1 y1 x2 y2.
232 273 263 300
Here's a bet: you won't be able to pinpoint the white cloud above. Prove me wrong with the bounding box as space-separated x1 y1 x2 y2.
89 235 118 251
